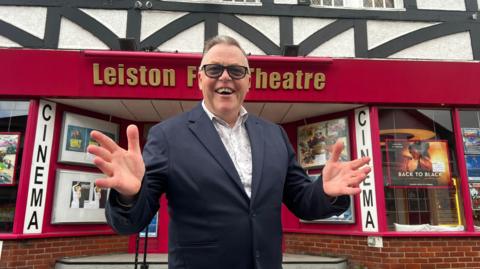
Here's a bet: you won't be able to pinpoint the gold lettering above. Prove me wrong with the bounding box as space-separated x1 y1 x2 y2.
295 70 304 90
282 72 294 90
127 68 138 86
118 64 125 85
139 66 148 86
149 69 161 86
93 63 103 85
255 68 268 89
104 67 116 85
163 69 175 86
187 66 197 87
314 73 326 90
303 72 313 90
269 72 281 90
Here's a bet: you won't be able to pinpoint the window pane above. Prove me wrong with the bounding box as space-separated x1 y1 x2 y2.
0 100 29 233
379 108 465 232
374 0 384 7
323 0 332 6
334 0 343 6
385 0 394 8
363 0 373 7
459 110 480 230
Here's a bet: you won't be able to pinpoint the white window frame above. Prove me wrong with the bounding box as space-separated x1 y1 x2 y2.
311 0 404 9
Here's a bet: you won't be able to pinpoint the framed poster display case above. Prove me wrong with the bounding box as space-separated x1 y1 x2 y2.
300 174 355 224
0 132 21 186
297 117 350 169
385 139 451 188
51 169 108 224
58 112 119 166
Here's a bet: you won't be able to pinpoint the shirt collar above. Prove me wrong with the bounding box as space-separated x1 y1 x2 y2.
201 100 248 125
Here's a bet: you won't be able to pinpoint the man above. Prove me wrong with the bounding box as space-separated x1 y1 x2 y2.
88 35 371 269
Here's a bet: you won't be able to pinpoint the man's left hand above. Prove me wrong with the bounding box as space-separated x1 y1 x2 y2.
322 140 371 197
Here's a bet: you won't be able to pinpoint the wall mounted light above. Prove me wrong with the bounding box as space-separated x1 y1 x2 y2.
118 38 137 51
282 44 300 56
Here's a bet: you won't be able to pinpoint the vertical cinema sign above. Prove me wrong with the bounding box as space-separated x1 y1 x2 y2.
23 100 56 234
355 107 378 232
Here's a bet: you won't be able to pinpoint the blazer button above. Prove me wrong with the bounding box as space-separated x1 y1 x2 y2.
255 251 260 258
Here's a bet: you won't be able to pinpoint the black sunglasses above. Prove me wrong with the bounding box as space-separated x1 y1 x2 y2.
201 64 249 80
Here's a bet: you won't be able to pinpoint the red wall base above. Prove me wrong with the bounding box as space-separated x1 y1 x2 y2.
0 235 129 269
284 233 480 269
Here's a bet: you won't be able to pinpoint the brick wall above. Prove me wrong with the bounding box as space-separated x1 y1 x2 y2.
284 233 480 269
0 235 129 269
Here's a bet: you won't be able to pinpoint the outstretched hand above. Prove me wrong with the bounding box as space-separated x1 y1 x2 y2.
87 124 145 198
322 140 371 197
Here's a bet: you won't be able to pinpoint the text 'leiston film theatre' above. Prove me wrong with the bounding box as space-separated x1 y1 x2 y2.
2 1 480 268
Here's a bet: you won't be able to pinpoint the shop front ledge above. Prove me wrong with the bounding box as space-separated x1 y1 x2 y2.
55 253 347 269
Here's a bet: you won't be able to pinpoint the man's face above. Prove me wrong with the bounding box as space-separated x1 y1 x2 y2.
198 43 251 122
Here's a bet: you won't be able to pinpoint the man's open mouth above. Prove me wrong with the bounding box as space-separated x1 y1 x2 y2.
215 88 234 95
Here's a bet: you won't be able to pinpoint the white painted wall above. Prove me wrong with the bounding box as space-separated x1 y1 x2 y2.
58 17 109 50
0 35 21 48
218 23 266 55
0 5 476 62
307 28 355 57
236 15 280 46
0 6 47 39
292 18 335 45
141 11 188 41
157 22 204 53
416 0 465 11
389 32 473 60
367 20 438 49
80 9 128 38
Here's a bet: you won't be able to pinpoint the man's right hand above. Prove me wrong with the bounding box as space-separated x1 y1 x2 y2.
87 124 145 198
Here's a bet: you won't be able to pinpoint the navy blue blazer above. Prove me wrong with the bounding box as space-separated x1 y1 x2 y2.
106 103 349 269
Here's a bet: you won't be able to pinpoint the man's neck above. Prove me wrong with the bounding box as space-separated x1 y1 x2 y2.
201 101 245 127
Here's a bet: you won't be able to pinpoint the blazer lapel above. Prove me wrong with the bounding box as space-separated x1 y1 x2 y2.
187 104 249 200
245 116 264 206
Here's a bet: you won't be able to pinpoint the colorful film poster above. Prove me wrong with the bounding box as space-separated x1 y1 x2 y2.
470 182 480 210
386 140 451 187
466 155 480 181
462 128 480 154
66 125 86 152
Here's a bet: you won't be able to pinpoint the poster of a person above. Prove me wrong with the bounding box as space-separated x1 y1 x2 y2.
70 181 91 208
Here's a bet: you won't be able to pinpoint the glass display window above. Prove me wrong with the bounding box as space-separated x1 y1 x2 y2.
379 108 465 232
0 100 30 233
459 110 480 231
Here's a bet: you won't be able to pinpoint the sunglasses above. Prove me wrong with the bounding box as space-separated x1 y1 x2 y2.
201 64 249 80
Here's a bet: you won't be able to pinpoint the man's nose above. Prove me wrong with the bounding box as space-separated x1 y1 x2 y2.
218 68 232 81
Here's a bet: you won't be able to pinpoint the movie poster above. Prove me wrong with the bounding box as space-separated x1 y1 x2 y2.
470 182 480 211
297 117 350 169
466 155 480 181
462 128 480 154
386 140 451 187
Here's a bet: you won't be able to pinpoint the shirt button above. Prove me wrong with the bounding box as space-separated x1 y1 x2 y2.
255 251 260 258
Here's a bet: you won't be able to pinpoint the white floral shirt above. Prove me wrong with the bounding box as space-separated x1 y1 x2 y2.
202 101 253 198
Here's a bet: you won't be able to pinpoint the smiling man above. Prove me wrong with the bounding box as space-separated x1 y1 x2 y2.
88 35 371 269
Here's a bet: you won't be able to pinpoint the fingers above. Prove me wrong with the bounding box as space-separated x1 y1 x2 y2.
87 144 113 162
90 130 120 153
328 140 344 163
349 156 371 170
346 167 371 186
95 177 116 189
93 157 114 177
127 125 142 155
